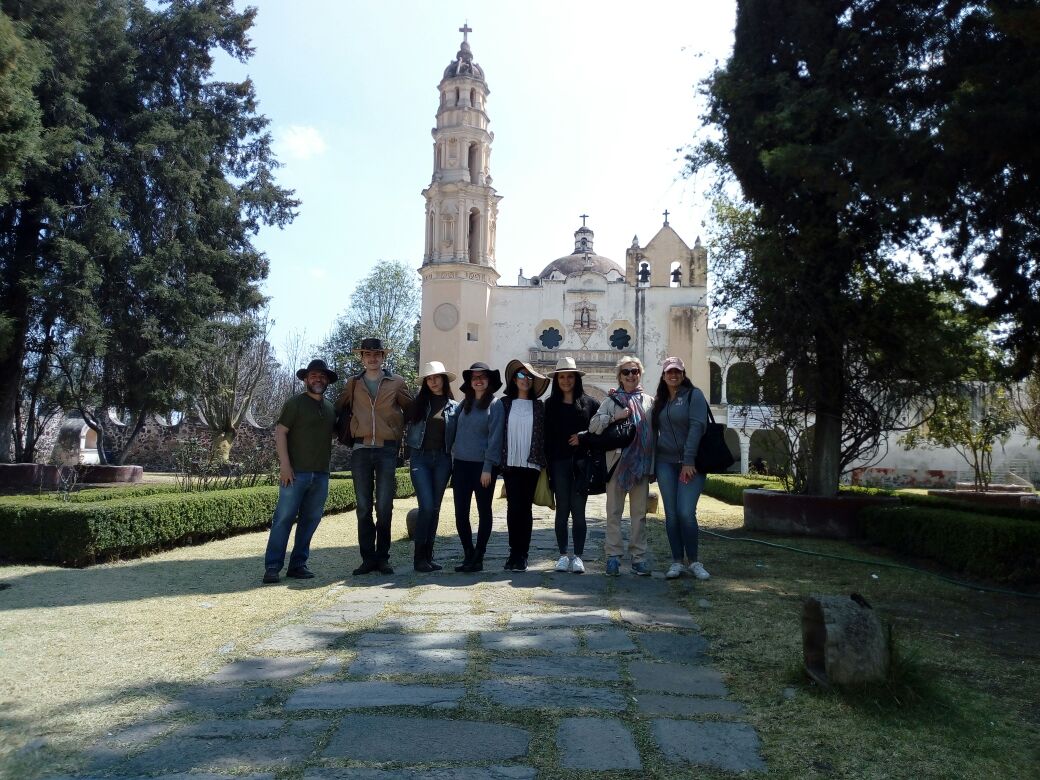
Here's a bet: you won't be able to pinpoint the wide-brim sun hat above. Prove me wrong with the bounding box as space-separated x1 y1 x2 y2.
460 362 503 394
550 356 585 377
505 359 550 399
419 360 457 383
355 337 390 355
296 358 338 383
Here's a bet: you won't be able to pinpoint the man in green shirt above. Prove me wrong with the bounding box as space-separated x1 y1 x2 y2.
263 359 337 583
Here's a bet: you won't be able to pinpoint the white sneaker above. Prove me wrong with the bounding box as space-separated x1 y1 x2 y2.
571 556 585 574
690 561 711 580
555 555 571 572
666 562 684 579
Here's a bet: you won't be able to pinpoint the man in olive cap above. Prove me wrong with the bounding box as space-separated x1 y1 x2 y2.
262 359 337 584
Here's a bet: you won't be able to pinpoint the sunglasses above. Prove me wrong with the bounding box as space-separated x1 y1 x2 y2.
470 373 488 382
620 368 641 376
515 371 531 380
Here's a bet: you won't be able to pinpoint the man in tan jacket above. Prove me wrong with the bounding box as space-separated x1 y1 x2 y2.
335 337 413 575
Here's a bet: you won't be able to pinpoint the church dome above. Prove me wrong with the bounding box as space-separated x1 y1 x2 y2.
443 40 485 82
538 224 625 279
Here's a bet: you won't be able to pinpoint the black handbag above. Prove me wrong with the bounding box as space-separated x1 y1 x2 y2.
573 450 609 495
694 406 735 474
582 398 637 451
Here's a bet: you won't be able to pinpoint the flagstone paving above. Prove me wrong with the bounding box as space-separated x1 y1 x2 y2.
47 495 765 778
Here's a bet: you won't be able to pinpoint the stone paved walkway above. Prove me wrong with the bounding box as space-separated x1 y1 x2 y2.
48 496 765 778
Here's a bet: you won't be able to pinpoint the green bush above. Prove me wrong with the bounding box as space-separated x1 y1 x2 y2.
704 474 782 505
897 492 1040 523
0 468 415 567
861 505 1040 586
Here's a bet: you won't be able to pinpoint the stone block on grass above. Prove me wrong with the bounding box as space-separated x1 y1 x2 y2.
286 681 465 710
208 657 316 682
479 680 626 710
651 719 766 773
630 661 728 696
348 648 468 677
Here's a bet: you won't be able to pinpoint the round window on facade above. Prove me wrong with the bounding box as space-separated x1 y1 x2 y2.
609 328 631 350
539 327 562 350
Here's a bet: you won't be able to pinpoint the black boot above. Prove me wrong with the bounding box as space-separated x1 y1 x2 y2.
454 547 475 572
426 541 443 571
414 548 434 573
463 547 485 573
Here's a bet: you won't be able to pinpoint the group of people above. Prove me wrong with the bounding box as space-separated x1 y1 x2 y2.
262 337 713 583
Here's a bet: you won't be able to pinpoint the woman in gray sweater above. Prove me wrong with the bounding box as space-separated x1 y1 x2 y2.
652 356 711 580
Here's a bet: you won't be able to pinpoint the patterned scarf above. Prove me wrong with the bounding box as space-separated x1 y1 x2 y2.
613 387 653 492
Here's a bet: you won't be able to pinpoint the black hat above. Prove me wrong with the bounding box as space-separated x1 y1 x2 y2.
355 337 390 354
460 362 503 394
296 359 338 383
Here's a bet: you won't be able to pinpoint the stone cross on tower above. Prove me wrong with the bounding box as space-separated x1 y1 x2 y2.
459 22 472 42
579 213 589 227
663 209 670 226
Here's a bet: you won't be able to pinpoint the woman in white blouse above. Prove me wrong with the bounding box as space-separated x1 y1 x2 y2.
500 359 550 572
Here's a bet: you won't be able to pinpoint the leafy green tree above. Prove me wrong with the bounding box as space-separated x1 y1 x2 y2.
1011 369 1040 445
935 2 1040 377
2 0 297 464
901 384 1018 490
320 260 421 388
0 10 41 205
693 2 992 495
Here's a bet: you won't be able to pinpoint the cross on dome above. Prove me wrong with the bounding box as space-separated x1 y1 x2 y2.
580 213 589 227
459 22 472 42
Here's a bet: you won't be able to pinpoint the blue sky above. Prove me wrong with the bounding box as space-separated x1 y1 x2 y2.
213 1 738 358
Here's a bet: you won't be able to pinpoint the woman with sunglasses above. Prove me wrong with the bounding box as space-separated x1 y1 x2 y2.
652 356 711 580
588 356 655 576
499 360 550 571
448 362 504 572
404 361 459 573
544 356 599 574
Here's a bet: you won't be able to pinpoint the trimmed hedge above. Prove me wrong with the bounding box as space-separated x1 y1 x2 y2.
704 474 782 505
0 468 415 567
897 492 1040 523
861 505 1040 586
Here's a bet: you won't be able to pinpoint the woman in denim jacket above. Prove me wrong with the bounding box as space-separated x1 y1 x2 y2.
405 361 459 572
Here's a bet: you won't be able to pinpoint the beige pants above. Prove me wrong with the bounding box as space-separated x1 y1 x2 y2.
605 474 650 562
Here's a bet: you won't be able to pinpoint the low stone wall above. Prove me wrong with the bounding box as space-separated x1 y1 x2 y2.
743 489 899 539
850 466 958 489
928 489 1039 509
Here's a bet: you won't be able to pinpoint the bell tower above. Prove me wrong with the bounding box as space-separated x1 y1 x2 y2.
418 25 500 376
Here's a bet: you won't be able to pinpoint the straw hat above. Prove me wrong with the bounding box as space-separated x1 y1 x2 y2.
418 360 457 383
460 362 503 394
549 356 585 377
504 359 550 399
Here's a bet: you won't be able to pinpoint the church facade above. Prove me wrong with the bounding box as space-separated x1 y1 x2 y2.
417 29 711 403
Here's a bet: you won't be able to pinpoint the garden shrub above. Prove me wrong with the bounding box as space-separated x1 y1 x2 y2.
0 468 415 567
705 474 782 505
861 505 1040 586
897 492 1040 523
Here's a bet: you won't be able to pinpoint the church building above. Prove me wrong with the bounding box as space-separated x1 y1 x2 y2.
417 28 711 402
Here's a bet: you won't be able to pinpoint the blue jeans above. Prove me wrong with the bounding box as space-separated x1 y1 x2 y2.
655 461 706 562
409 447 452 547
551 457 588 556
352 443 399 563
264 471 330 571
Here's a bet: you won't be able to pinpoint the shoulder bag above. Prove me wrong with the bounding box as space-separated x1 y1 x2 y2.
694 405 735 474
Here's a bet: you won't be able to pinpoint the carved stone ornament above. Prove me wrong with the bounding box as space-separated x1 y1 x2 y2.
433 303 460 331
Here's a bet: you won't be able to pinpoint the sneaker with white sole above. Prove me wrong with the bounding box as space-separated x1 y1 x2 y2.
666 562 684 579
554 554 571 572
571 556 585 574
689 561 711 580
631 561 651 576
605 557 621 576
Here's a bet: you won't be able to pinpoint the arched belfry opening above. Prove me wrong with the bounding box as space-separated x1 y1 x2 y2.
468 207 481 263
468 143 480 184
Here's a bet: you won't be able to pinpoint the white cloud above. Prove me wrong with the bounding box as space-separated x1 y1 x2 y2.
307 267 328 280
276 125 327 161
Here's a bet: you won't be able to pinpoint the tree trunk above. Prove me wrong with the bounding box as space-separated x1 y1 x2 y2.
802 594 890 687
808 334 843 496
211 429 236 464
114 409 148 466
